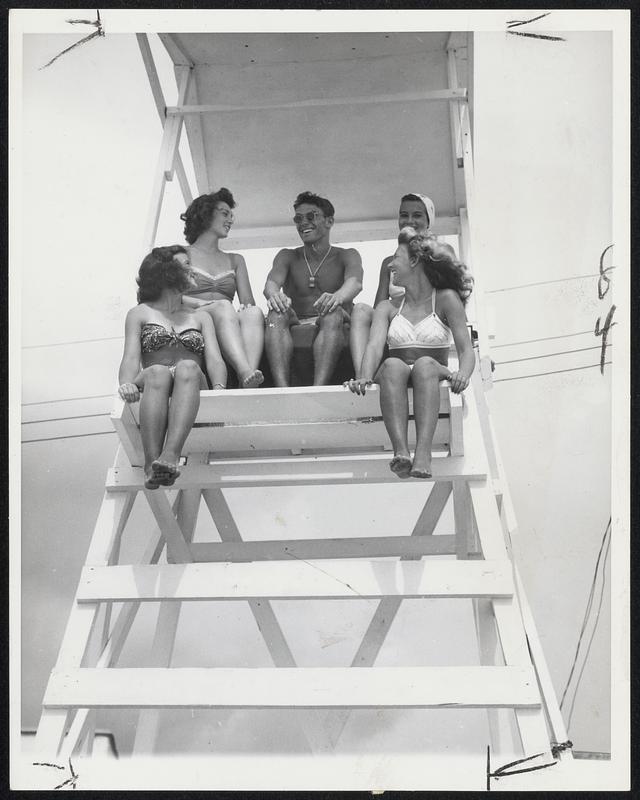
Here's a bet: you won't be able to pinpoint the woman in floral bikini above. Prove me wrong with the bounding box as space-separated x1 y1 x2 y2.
118 245 227 489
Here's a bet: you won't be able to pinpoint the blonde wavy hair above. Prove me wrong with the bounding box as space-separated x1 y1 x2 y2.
398 227 473 305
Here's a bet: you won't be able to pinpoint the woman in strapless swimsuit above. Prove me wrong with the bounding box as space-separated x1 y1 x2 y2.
118 246 227 489
180 188 265 389
346 227 474 479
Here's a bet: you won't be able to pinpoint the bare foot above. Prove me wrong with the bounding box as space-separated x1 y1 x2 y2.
409 459 432 479
240 369 264 389
151 458 181 486
144 468 161 490
389 454 412 479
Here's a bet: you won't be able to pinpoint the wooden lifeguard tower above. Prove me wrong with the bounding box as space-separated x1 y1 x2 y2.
34 30 573 781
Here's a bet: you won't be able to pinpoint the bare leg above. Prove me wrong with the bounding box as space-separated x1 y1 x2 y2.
378 358 412 476
410 357 450 477
313 309 347 385
208 300 263 388
153 361 202 484
238 305 265 370
349 303 374 375
138 365 173 488
265 309 293 387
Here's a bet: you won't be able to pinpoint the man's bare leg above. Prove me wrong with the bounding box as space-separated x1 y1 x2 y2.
313 310 346 385
265 309 293 387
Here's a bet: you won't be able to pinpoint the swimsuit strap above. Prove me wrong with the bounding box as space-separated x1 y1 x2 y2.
432 289 436 315
396 296 406 318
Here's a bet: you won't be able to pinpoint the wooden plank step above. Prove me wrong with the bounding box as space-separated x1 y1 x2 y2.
188 534 458 562
107 454 485 491
128 384 453 426
112 384 460 464
77 560 514 603
44 666 540 709
181 418 451 456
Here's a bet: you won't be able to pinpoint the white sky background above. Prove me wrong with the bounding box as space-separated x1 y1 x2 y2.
11 8 629 791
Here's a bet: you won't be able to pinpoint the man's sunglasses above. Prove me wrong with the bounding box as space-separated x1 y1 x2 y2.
293 211 325 224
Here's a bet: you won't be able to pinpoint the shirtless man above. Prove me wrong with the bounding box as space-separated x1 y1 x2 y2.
263 191 363 386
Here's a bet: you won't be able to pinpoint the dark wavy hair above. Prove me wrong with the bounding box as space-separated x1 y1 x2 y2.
398 227 473 305
293 191 335 218
136 245 191 303
180 188 236 244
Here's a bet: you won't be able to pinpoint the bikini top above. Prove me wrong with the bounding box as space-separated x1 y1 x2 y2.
140 323 205 355
387 290 452 350
185 265 236 302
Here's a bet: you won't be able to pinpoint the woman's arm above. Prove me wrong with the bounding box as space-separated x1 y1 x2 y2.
233 253 257 307
118 307 143 402
440 290 475 394
373 257 393 306
347 302 393 395
197 311 228 389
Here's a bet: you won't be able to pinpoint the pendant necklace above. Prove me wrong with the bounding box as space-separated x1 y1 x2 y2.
303 245 332 288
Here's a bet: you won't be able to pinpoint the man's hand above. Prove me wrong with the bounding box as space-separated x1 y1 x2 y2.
313 292 343 315
118 382 140 403
344 378 373 396
266 290 292 313
447 371 469 394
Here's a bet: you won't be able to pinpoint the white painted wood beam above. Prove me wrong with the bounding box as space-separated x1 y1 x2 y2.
57 500 173 761
44 665 540 709
163 66 191 181
224 215 461 250
136 33 193 205
35 481 137 756
144 490 193 563
107 454 486 491
183 65 210 195
158 33 193 67
446 45 466 214
77 560 513 602
328 481 452 746
133 480 203 754
459 103 493 380
124 383 451 425
200 487 318 751
189 533 457 563
472 597 518 756
110 398 143 467
166 88 467 116
200 489 297 670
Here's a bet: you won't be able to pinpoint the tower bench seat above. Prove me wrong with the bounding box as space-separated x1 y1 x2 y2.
111 383 464 468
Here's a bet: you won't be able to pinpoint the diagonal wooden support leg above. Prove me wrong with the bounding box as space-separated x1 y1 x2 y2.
34 489 135 757
133 473 203 755
324 482 453 749
469 479 551 758
144 489 193 564
202 488 318 753
453 478 474 560
202 488 297 666
472 597 519 757
58 494 176 761
454 479 514 754
77 490 135 755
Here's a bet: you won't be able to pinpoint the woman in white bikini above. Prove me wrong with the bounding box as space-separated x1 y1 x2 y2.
350 192 454 374
346 227 474 479
118 246 227 489
180 188 265 388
